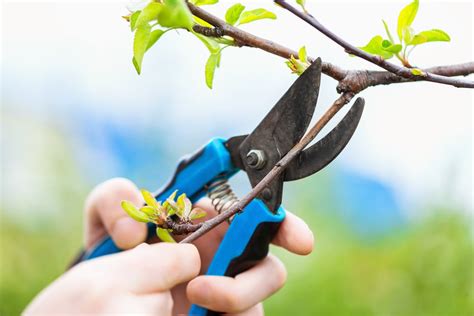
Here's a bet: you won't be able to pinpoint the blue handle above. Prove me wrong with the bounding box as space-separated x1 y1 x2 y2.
189 199 286 315
82 138 237 260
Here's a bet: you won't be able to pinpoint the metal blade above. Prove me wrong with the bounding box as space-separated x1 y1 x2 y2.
243 58 322 157
284 97 365 181
236 58 323 211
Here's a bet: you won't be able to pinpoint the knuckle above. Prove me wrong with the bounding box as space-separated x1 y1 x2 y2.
84 177 137 214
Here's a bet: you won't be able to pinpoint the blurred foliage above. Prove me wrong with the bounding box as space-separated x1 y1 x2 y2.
1 203 472 315
266 208 474 316
0 214 82 316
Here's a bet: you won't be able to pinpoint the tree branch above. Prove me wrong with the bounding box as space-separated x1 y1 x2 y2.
181 92 354 243
274 0 474 89
188 2 473 94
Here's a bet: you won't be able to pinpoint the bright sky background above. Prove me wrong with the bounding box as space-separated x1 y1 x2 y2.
1 0 473 218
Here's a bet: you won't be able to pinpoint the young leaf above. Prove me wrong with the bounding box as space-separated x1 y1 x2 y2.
384 43 402 53
140 206 156 217
146 29 165 51
190 208 207 220
156 227 176 243
238 8 276 25
382 19 394 43
408 29 450 46
225 3 245 26
130 10 142 32
157 0 194 30
162 190 178 214
296 0 307 12
141 189 158 209
191 0 218 5
205 53 220 89
286 55 308 75
402 26 414 45
121 201 149 223
298 46 307 63
359 35 394 59
410 68 425 76
194 33 220 53
397 0 419 42
133 23 152 74
176 193 186 217
194 15 213 27
183 198 193 218
134 2 162 30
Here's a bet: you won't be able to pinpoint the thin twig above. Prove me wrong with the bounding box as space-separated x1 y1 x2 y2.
274 0 474 89
181 93 354 243
188 2 473 93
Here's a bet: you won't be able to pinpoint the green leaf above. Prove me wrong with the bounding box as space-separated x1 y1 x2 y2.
402 26 414 45
205 53 220 89
382 19 394 43
296 0 306 12
384 43 403 53
158 0 194 30
190 208 207 220
194 15 213 27
156 227 176 243
285 55 308 75
410 68 424 76
133 23 152 75
408 29 451 46
225 3 245 26
176 193 186 217
130 10 141 32
397 0 419 42
141 189 158 209
183 198 192 218
298 46 307 63
191 0 218 6
194 32 220 53
359 35 394 59
134 2 162 31
121 201 149 222
140 206 156 217
132 57 140 74
238 8 276 25
146 29 165 51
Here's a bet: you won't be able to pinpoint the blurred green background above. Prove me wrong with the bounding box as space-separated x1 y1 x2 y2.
1 1 473 315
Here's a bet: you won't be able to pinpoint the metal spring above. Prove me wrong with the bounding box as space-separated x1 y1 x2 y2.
207 177 239 215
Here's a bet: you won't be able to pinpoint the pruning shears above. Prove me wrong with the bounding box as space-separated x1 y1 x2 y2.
76 58 364 315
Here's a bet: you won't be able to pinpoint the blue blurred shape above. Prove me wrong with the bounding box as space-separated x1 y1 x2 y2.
334 169 405 238
70 110 171 188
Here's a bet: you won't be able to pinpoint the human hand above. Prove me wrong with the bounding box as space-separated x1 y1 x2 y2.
77 178 314 314
24 242 200 315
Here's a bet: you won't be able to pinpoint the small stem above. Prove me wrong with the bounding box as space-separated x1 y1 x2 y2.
187 2 473 90
273 0 474 88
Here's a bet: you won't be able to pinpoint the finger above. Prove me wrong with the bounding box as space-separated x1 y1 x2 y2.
225 304 264 316
84 178 147 250
112 243 201 293
102 292 173 315
186 254 286 313
272 211 314 255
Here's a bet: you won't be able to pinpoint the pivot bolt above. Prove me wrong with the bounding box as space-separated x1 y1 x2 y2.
246 150 266 169
262 188 273 201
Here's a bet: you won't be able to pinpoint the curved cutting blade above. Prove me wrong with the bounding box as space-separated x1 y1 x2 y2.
237 58 323 211
284 97 365 181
